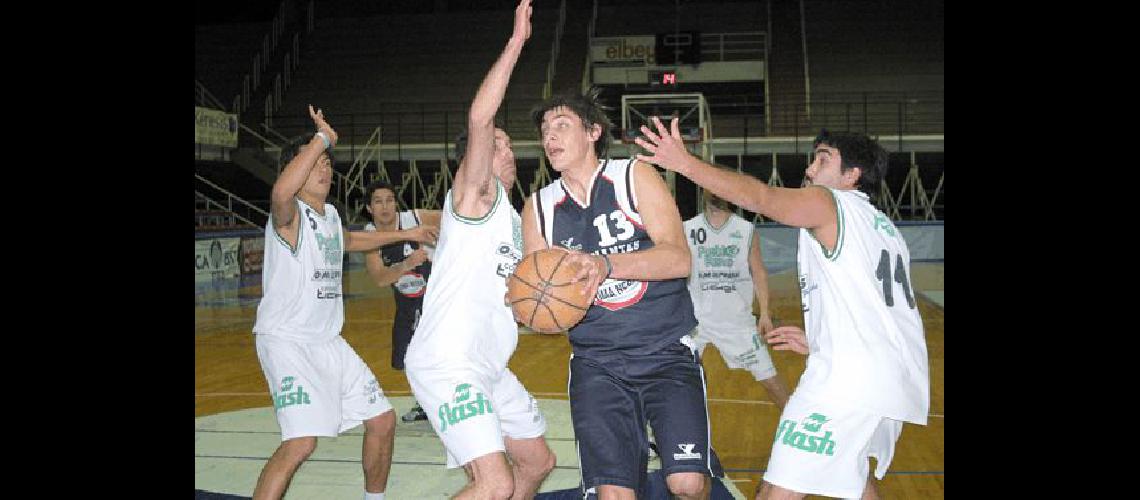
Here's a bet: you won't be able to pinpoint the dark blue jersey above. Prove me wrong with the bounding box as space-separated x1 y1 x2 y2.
533 159 697 358
370 212 433 325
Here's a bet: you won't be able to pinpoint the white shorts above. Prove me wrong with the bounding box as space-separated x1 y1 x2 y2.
692 325 777 381
406 365 546 468
255 334 393 441
763 392 903 499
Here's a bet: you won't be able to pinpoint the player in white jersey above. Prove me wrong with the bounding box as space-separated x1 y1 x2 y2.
684 190 791 411
637 120 929 500
362 180 440 423
251 105 438 500
404 2 555 499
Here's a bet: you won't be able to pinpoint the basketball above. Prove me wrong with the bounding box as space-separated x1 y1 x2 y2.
508 249 593 333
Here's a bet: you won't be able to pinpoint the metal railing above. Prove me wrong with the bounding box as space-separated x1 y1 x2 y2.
698 32 766 62
194 174 271 228
581 0 598 92
195 80 227 110
257 90 942 160
542 0 567 100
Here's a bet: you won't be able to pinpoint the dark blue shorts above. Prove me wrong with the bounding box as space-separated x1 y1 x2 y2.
390 306 420 371
569 337 712 495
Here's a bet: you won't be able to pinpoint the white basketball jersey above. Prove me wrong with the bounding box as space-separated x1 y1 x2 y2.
795 188 929 424
684 212 756 333
405 181 522 374
253 199 345 343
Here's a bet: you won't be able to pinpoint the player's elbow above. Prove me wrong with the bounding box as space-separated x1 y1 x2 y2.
468 111 495 130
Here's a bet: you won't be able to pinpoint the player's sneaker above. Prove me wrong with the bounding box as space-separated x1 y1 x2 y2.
401 405 428 423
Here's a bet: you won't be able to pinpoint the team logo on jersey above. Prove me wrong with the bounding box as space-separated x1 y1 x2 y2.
311 269 341 281
437 383 494 433
798 274 818 312
395 273 427 297
272 376 312 411
698 245 739 267
774 413 836 456
673 443 702 460
729 230 743 239
594 278 648 311
873 213 898 237
495 241 521 278
314 231 343 266
559 236 583 251
700 282 737 294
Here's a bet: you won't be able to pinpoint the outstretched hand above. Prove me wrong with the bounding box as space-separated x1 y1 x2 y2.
512 0 533 42
765 326 810 355
633 116 692 172
405 225 439 245
309 104 338 147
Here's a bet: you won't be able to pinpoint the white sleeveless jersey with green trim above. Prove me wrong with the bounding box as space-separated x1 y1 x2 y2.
795 188 929 424
684 212 757 333
253 199 345 343
405 181 523 374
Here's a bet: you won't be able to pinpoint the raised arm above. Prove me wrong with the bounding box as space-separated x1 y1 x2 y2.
270 105 336 249
635 116 837 238
452 0 532 218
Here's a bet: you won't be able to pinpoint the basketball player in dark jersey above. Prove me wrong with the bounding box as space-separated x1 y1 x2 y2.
521 88 712 500
363 181 440 422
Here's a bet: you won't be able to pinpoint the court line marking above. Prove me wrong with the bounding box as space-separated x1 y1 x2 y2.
194 455 944 476
193 428 580 442
194 454 583 470
722 467 944 475
194 392 944 418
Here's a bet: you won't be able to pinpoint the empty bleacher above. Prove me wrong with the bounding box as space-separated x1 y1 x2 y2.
268 6 562 147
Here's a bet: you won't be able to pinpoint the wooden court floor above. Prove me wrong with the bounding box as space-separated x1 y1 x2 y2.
196 263 944 498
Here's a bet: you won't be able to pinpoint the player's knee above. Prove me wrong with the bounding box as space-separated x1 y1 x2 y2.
280 436 317 462
476 472 515 500
755 480 803 500
666 472 707 498
469 457 516 500
530 446 556 477
364 410 396 436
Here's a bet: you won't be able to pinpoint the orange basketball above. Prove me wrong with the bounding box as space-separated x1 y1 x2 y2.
508 249 593 333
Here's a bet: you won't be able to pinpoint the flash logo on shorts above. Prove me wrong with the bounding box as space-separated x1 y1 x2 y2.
272 376 312 411
774 413 836 456
437 383 494 433
673 443 702 461
364 378 381 405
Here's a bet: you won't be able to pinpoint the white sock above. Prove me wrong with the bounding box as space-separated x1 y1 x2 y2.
364 492 385 500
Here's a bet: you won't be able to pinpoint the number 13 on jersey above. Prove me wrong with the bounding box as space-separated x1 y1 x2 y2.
593 211 636 246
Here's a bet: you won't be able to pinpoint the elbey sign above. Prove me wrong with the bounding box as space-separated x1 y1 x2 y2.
591 36 657 64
